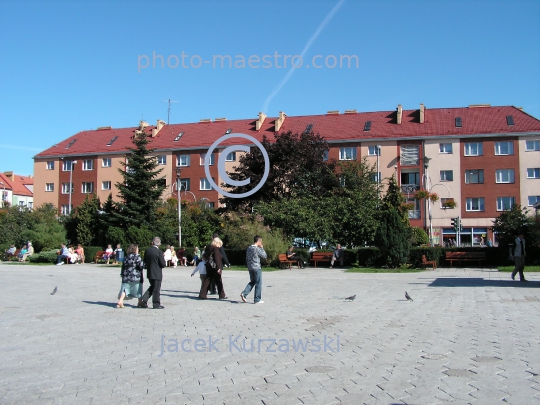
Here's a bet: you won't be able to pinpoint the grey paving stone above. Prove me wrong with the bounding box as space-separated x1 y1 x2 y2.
1 265 539 404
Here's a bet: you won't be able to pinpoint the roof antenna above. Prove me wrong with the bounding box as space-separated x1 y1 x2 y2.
163 99 179 124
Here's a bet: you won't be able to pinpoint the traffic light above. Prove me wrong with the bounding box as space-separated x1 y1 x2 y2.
451 217 459 232
459 218 463 232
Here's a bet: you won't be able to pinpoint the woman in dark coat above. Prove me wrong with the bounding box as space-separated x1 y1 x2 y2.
116 244 144 308
199 237 229 299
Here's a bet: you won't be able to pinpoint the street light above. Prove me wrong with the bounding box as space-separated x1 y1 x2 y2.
175 167 182 248
422 156 433 247
68 160 77 214
376 145 381 199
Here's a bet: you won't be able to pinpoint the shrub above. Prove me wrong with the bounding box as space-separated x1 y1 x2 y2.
28 249 58 264
410 227 429 246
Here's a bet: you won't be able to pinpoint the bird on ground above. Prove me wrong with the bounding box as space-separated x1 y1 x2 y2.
345 295 356 301
405 292 413 301
51 286 57 295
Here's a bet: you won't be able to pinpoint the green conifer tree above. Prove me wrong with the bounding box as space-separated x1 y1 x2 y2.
111 123 166 232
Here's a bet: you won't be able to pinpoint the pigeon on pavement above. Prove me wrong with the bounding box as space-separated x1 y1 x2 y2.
50 286 57 295
405 291 413 301
345 295 356 301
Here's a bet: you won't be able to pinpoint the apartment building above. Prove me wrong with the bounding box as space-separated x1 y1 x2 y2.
33 104 540 245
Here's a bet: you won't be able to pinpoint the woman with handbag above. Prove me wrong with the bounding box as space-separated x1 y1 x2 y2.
116 244 145 308
198 237 229 300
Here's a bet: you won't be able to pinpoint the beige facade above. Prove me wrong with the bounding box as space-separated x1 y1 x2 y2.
95 155 126 202
361 141 398 195
423 139 462 227
33 159 59 207
518 136 540 215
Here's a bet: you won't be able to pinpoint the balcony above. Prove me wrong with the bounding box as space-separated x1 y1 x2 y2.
401 184 420 194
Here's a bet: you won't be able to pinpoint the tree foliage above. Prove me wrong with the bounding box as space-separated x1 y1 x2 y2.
110 124 167 231
374 206 411 267
492 204 532 247
382 174 409 223
220 131 336 212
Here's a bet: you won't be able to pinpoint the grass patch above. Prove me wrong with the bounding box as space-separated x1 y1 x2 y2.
498 265 540 272
346 267 426 273
1 261 53 266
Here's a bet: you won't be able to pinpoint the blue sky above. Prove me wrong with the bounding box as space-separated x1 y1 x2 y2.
1 0 539 176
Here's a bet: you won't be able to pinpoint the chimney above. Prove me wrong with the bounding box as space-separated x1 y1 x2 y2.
152 119 166 137
327 110 340 115
255 112 267 130
4 171 14 181
214 117 227 122
419 103 425 124
276 111 286 131
344 109 357 114
397 104 403 124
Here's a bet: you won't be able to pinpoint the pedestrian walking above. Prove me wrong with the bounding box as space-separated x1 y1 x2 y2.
140 237 167 309
192 254 208 293
511 232 527 282
117 244 144 308
240 235 267 304
200 237 229 299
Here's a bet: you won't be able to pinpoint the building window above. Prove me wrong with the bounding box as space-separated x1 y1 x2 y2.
339 147 356 161
464 142 483 156
82 182 94 194
400 145 419 166
178 178 190 191
225 152 236 162
19 201 25 207
370 172 382 183
177 155 190 167
400 172 420 193
495 169 515 183
46 161 54 170
206 201 215 209
28 202 33 209
439 143 453 154
494 141 514 156
406 198 421 219
525 140 540 151
200 178 212 190
45 183 54 192
83 159 94 171
157 155 166 165
465 169 484 184
102 158 112 167
528 196 540 206
61 183 73 194
339 176 346 187
440 198 456 209
102 181 111 190
62 160 75 171
200 153 215 165
527 168 540 178
440 170 453 181
323 150 329 161
61 205 72 215
466 197 485 211
497 197 515 211
368 146 380 156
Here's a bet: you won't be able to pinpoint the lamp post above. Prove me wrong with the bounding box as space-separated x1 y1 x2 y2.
423 156 433 247
376 145 381 199
68 160 77 214
175 167 182 248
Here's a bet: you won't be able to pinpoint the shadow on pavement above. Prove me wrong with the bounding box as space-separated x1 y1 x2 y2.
82 300 117 307
428 278 540 288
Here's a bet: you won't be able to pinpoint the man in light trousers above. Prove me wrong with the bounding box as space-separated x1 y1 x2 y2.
241 235 267 304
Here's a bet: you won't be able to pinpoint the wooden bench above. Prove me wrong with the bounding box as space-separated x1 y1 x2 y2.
310 252 333 268
278 254 299 269
3 249 20 261
421 255 437 270
445 252 486 267
94 250 106 264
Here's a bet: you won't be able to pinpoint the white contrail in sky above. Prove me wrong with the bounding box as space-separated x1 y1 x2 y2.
261 0 345 114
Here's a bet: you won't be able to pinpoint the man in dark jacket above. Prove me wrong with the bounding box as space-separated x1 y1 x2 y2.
511 232 527 282
140 237 167 309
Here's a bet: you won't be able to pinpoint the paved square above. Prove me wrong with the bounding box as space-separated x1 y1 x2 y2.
0 263 539 404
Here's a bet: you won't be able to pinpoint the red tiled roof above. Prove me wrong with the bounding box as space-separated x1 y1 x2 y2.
0 173 33 197
34 106 540 158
